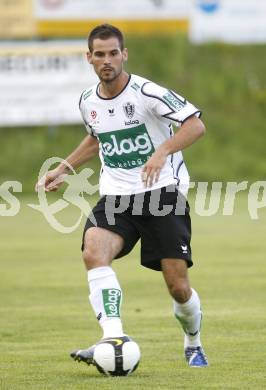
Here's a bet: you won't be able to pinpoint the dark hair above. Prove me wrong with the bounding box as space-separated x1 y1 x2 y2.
88 24 124 52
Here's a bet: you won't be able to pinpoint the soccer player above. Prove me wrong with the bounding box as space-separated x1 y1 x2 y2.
37 24 208 367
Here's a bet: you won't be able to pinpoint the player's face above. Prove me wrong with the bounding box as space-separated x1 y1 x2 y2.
87 37 128 83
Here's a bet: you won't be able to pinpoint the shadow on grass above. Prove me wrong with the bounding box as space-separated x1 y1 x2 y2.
71 370 151 380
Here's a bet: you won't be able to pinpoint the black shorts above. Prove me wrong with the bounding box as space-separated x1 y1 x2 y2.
82 185 193 271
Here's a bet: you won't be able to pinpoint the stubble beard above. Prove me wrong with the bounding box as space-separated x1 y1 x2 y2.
99 67 122 84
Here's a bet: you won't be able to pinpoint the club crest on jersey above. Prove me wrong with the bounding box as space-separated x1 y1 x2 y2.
123 102 135 119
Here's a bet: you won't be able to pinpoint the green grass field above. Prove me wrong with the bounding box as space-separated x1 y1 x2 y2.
1 193 266 389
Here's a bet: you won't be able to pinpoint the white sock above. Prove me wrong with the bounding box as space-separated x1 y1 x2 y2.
173 288 202 348
88 266 124 338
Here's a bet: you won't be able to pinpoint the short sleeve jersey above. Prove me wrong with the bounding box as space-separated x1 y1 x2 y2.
79 74 201 196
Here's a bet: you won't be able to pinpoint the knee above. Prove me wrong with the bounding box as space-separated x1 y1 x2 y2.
82 228 108 269
82 227 123 270
82 246 106 270
168 280 191 303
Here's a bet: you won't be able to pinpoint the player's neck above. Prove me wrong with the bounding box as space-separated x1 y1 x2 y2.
99 72 129 99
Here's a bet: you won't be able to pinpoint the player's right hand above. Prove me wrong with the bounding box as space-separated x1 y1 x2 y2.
35 168 68 192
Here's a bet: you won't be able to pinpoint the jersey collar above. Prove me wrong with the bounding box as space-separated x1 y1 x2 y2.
96 74 131 100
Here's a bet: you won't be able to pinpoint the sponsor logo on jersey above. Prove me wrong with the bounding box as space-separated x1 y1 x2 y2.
108 108 115 116
102 289 121 317
125 119 140 126
123 102 135 119
163 91 185 112
83 89 93 100
98 124 155 170
90 110 97 119
131 82 140 91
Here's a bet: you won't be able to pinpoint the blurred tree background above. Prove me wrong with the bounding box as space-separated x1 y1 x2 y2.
1 35 265 191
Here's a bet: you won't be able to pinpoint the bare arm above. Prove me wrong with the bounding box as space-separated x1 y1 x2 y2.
57 134 99 173
142 116 206 187
36 135 99 192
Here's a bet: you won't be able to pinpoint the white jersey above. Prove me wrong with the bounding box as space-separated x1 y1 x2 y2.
79 74 201 196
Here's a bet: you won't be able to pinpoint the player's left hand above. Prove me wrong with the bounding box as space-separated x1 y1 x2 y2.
141 149 167 188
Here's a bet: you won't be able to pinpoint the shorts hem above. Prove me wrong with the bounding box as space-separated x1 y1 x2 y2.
141 256 193 271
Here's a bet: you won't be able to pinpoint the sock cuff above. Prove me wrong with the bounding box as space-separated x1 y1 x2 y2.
87 266 114 282
174 288 200 315
185 288 199 307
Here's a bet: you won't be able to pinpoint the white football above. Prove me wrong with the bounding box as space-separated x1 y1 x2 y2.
93 336 141 376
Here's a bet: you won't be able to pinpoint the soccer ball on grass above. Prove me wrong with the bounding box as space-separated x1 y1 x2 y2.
93 336 141 376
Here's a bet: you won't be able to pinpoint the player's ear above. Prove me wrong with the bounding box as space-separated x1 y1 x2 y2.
122 48 128 63
86 51 92 64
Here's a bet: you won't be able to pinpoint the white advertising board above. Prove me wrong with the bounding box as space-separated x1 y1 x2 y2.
35 0 188 20
0 41 98 127
190 0 266 44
